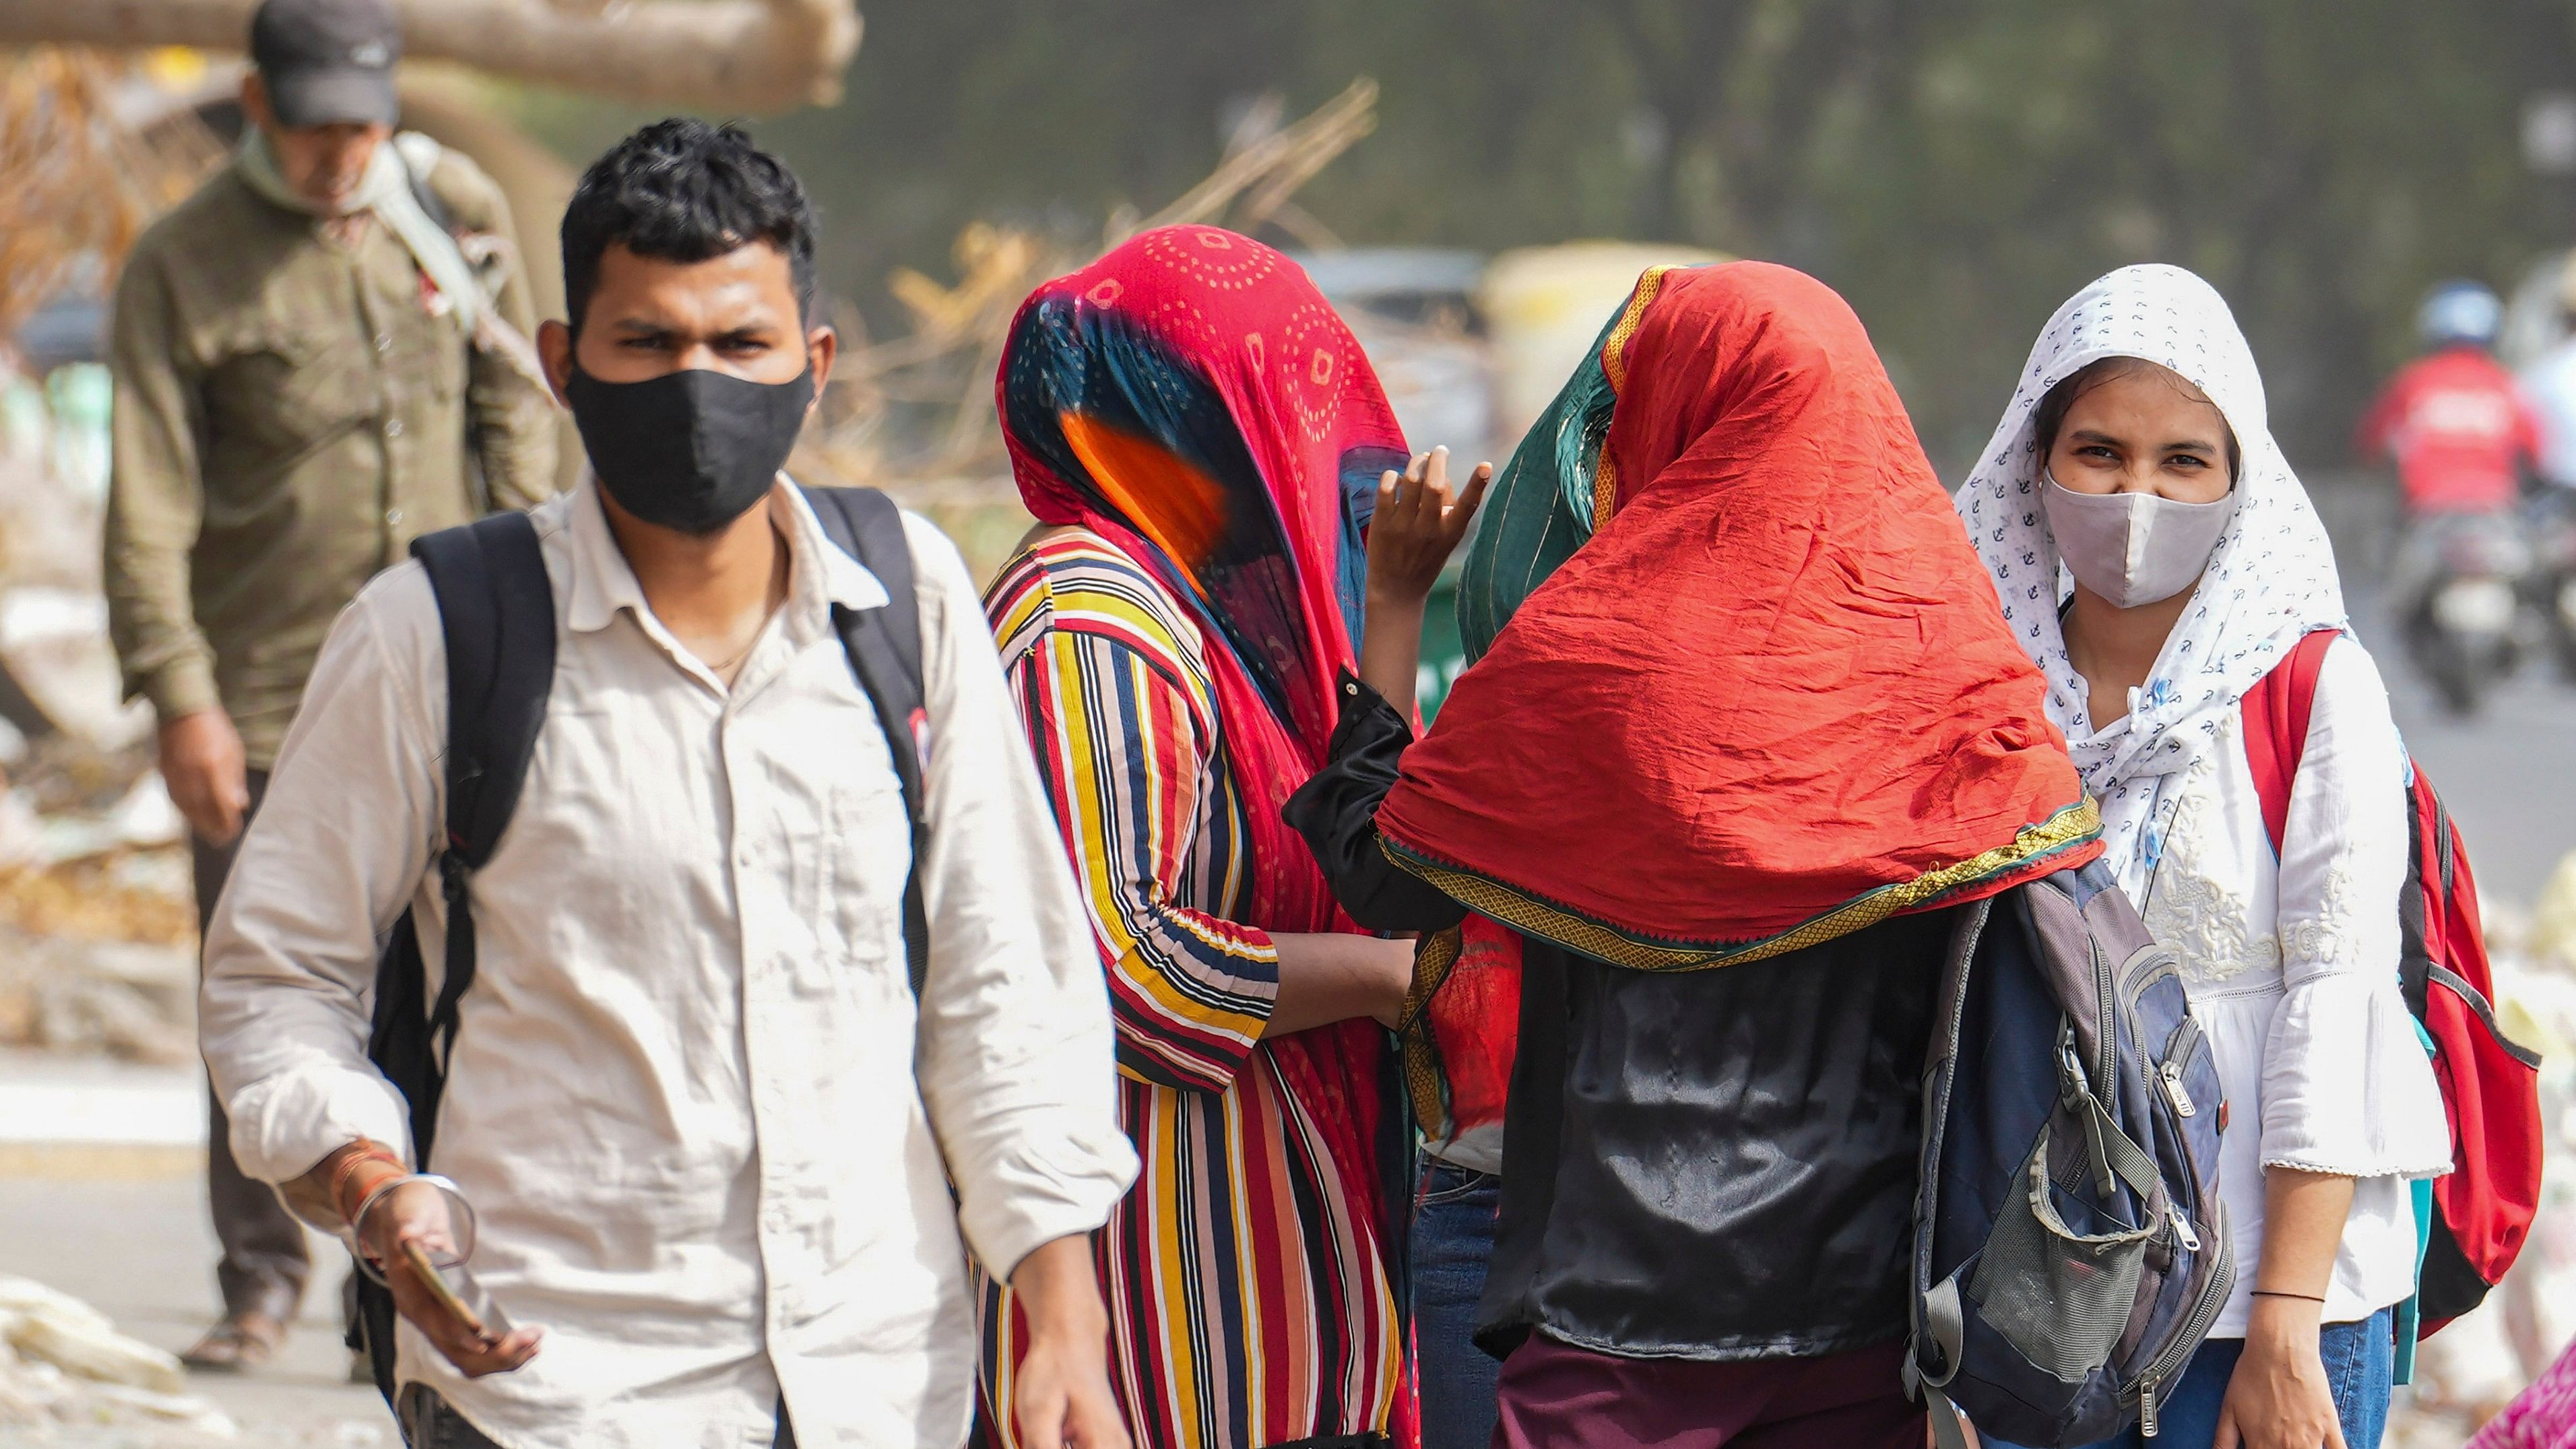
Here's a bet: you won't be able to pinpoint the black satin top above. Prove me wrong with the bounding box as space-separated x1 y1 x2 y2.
1286 677 1945 1361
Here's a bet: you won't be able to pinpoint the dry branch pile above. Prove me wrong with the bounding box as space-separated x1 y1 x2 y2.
0 51 224 344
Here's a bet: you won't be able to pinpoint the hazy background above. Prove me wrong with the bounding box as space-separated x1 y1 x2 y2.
511 0 2576 476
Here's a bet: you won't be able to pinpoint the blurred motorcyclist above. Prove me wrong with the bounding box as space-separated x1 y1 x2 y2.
2359 281 2545 709
2358 281 2542 513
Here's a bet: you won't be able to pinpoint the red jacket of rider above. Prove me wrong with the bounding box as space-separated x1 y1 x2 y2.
2357 344 2544 513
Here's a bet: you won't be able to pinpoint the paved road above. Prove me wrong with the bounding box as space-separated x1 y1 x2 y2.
0 1048 383 1444
0 1165 387 1444
2380 629 2576 905
2317 478 2573 905
2347 571 2576 906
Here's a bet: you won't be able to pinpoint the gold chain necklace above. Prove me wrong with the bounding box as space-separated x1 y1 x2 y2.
703 524 792 680
705 632 761 676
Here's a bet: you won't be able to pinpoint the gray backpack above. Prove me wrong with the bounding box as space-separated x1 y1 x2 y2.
1907 861 2234 1445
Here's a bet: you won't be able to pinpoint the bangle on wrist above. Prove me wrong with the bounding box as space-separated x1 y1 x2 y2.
327 1141 382 1206
339 1162 408 1227
329 1140 408 1223
2250 1289 2327 1303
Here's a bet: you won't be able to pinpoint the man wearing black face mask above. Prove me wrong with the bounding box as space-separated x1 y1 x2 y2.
195 120 1137 1449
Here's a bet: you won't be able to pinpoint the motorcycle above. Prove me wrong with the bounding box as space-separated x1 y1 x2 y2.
2402 510 2533 715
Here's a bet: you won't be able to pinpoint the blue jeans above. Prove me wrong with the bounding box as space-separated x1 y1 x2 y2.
1995 1307 2395 1449
1411 1158 1502 1449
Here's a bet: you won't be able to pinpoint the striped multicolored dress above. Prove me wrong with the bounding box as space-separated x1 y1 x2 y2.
977 532 1402 1449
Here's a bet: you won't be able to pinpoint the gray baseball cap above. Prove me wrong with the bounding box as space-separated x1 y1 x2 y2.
249 0 403 129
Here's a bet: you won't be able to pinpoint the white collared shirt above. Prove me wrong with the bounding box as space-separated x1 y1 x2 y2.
201 480 1137 1448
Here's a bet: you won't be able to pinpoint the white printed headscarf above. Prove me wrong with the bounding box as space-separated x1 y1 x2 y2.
1955 263 2347 899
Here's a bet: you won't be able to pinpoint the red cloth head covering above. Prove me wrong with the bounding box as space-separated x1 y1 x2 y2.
998 225 1410 1231
1378 262 2099 969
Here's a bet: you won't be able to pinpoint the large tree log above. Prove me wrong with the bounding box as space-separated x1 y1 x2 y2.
0 0 861 113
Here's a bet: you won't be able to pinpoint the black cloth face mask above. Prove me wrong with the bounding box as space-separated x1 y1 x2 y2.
565 362 816 535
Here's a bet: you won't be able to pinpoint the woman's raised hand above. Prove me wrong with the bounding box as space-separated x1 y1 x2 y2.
1366 447 1491 610
1357 447 1491 719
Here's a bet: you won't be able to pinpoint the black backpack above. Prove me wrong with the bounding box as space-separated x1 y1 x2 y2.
349 486 930 1405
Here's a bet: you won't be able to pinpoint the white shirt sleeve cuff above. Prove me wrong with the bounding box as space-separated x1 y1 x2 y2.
2259 971 2453 1179
950 1128 1140 1284
226 1066 418 1186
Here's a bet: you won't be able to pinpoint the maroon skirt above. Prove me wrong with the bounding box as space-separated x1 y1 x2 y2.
1491 1337 1925 1449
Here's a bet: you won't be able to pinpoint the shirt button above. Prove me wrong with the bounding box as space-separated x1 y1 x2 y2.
375 333 393 352
385 507 404 527
383 418 404 439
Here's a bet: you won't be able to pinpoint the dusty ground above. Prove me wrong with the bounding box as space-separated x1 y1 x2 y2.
0 1156 389 1446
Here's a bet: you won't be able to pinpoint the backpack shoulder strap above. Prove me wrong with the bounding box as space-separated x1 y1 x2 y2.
414 512 556 869
803 485 924 690
2242 629 2340 856
800 485 932 996
354 513 551 1409
405 511 556 1156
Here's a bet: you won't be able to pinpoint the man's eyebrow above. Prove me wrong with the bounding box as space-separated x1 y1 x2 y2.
610 317 674 335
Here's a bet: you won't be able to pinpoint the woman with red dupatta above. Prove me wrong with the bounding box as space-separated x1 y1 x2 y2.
1286 261 2101 1448
978 226 1419 1449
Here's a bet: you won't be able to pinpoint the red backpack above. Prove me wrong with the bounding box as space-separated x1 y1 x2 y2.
2243 629 2545 1334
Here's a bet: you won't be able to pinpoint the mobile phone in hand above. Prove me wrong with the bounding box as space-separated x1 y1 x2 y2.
399 1240 513 1341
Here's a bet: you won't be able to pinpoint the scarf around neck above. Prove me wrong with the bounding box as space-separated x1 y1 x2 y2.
1954 263 2348 900
1378 261 2100 971
236 128 483 337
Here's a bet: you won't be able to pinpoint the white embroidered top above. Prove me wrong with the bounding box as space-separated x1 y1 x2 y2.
2137 635 2453 1336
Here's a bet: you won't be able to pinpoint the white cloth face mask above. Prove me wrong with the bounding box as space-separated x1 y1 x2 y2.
2041 471 2239 608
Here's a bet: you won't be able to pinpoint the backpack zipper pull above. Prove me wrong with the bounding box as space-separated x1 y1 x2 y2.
2159 1060 2197 1117
2141 1374 2160 1437
2168 1206 2202 1253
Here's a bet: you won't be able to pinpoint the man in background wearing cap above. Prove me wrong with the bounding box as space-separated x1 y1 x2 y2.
102 0 555 1372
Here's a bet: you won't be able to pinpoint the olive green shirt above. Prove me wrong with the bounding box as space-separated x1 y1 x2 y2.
104 146 555 767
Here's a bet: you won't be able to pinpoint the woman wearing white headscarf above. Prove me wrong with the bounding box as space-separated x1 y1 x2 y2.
1958 265 2451 1449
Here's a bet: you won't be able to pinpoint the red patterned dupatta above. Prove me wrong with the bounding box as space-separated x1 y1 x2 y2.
998 226 1411 1244
1379 262 2100 970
